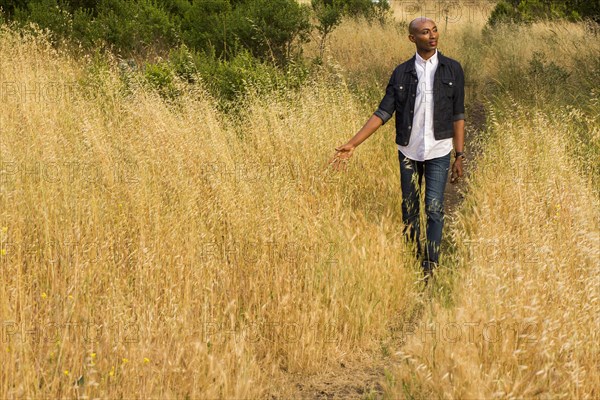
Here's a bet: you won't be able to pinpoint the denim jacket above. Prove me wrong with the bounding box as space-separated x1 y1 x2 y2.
374 51 465 147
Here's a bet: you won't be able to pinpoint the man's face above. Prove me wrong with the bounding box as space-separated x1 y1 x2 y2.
409 19 439 53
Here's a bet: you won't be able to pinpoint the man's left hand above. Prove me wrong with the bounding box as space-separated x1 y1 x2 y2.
450 157 464 184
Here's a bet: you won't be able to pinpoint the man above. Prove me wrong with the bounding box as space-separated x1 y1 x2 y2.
331 17 466 282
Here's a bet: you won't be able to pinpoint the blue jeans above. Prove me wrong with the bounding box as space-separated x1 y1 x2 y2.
398 150 451 270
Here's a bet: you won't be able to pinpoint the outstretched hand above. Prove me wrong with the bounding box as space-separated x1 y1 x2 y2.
329 143 355 171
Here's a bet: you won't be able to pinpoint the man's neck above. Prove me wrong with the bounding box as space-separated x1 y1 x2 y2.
417 49 436 61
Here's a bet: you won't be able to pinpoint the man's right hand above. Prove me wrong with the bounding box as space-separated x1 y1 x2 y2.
329 143 355 171
328 115 383 171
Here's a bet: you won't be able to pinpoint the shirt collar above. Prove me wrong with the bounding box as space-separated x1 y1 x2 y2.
415 49 438 67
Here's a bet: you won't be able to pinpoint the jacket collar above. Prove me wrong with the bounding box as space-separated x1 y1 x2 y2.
406 50 448 73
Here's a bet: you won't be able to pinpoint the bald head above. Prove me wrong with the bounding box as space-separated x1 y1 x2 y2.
408 17 435 35
407 17 439 57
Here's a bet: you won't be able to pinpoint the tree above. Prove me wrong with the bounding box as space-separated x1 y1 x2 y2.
311 0 344 59
232 0 311 65
181 0 233 59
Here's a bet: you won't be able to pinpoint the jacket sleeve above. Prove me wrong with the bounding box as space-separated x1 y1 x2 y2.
453 62 465 121
373 70 396 124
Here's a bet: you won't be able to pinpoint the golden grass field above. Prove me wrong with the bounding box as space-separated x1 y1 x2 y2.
1 1 599 398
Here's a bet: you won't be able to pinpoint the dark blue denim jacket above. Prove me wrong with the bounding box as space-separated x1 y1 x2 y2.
374 51 465 146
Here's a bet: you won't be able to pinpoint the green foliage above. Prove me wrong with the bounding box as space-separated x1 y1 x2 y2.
488 0 599 26
342 0 374 18
311 0 344 59
181 0 233 59
231 0 312 65
141 43 310 109
312 0 344 34
577 0 600 23
93 0 178 54
180 0 314 65
1 0 318 105
194 48 309 103
144 60 180 99
342 0 390 20
3 0 316 65
168 44 199 84
72 7 100 47
9 0 179 53
154 0 191 17
487 1 518 25
199 50 281 101
497 51 569 100
13 0 73 40
5 0 372 67
526 50 570 98
0 0 30 17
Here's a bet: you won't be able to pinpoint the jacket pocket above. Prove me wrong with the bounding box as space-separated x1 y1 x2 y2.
394 83 408 103
441 77 455 98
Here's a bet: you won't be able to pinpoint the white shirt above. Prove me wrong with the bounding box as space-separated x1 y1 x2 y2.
397 50 453 161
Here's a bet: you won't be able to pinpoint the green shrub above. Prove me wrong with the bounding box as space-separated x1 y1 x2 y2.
154 0 191 17
144 60 180 99
488 0 599 26
231 0 312 65
342 0 390 20
311 0 345 60
168 44 199 84
181 0 234 59
2 0 314 105
94 0 178 54
526 50 570 97
71 7 100 47
0 0 30 17
7 0 180 54
13 0 73 42
159 44 310 108
195 49 285 102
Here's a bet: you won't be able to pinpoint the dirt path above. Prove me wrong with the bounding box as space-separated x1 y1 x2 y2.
443 100 487 217
273 102 488 400
282 361 391 399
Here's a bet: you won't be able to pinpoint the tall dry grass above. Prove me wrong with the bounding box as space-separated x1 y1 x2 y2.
0 26 424 398
381 18 600 400
389 94 600 399
1 3 599 398
304 5 600 397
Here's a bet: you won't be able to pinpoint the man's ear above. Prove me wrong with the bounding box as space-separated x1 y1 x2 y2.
408 34 415 43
